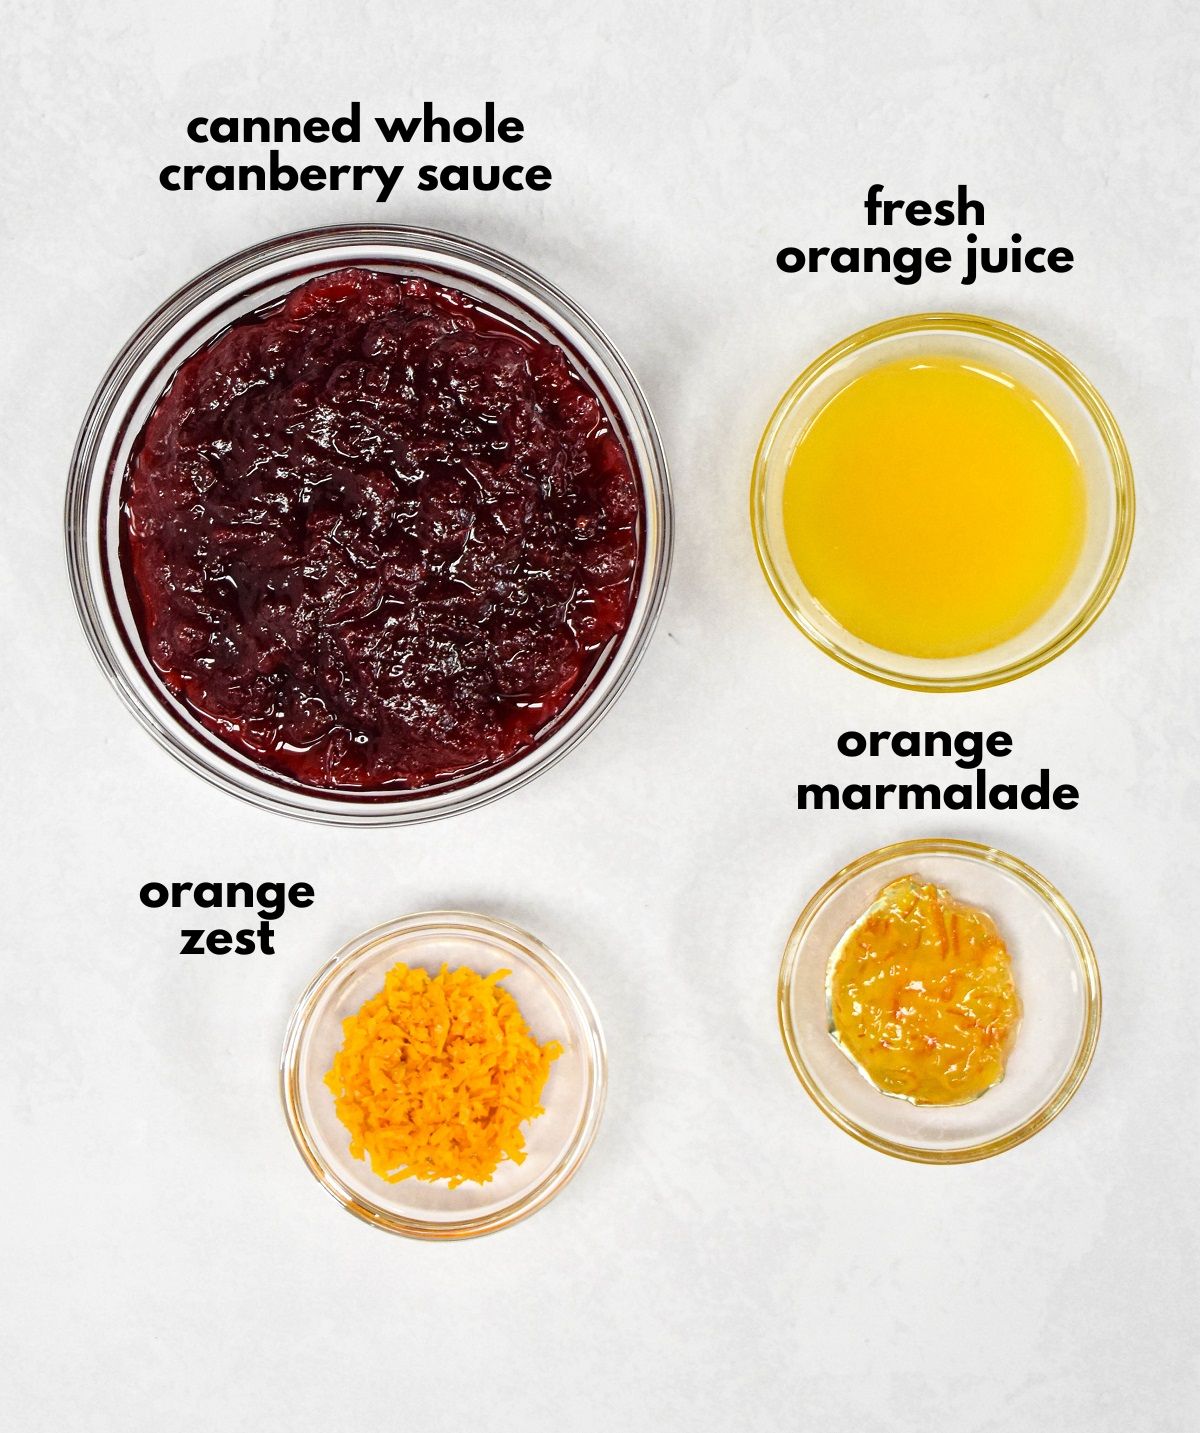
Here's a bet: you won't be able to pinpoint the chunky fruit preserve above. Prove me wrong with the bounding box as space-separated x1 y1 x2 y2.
120 268 643 790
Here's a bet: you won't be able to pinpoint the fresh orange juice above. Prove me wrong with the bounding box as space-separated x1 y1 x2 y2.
782 355 1086 658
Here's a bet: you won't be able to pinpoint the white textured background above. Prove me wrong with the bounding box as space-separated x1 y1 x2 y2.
3 2 1198 1429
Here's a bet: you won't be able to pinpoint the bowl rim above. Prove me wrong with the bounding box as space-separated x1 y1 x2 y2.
65 223 673 824
776 837 1102 1163
280 909 608 1239
750 311 1135 692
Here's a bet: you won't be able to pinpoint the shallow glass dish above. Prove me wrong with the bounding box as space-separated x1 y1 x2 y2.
751 313 1134 691
281 911 606 1239
66 224 672 823
778 838 1101 1162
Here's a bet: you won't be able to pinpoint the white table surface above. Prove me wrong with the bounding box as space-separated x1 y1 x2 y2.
3 2 1197 1429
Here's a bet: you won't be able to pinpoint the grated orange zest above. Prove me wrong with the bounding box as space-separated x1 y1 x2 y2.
324 962 562 1188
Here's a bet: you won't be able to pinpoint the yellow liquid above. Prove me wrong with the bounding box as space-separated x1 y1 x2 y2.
782 356 1087 658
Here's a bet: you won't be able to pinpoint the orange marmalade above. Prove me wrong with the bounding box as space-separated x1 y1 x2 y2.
827 876 1021 1105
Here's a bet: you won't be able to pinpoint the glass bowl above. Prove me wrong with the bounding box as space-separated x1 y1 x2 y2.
66 224 673 823
778 839 1101 1162
281 911 607 1238
751 313 1134 691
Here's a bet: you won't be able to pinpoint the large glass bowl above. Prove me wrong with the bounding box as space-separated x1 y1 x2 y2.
751 313 1134 691
281 911 607 1239
66 225 673 823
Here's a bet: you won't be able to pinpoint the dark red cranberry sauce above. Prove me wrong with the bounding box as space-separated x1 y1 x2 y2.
120 268 642 790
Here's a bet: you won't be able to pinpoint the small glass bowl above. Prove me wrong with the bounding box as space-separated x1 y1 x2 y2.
778 839 1101 1162
750 313 1134 691
281 911 607 1238
66 225 672 823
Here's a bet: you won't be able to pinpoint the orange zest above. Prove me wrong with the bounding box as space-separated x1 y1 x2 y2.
325 962 562 1187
